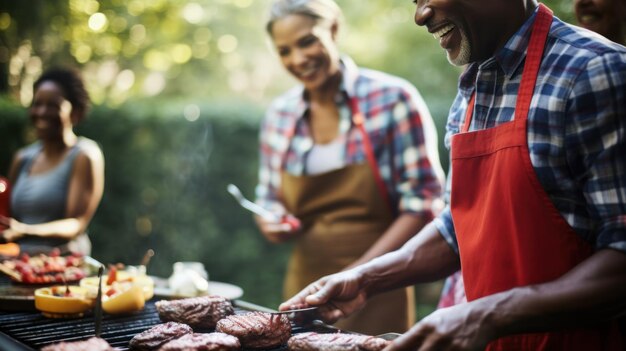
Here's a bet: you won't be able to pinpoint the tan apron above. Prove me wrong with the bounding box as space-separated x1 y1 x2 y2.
281 161 415 335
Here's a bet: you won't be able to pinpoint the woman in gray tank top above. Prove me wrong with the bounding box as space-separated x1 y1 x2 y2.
0 68 104 255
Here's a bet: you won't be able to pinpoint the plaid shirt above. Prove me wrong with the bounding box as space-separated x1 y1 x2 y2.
256 56 445 218
434 9 626 254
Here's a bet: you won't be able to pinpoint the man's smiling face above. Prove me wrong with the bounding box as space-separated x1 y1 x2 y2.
413 0 528 66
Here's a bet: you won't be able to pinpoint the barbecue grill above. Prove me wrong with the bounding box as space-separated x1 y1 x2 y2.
0 277 337 350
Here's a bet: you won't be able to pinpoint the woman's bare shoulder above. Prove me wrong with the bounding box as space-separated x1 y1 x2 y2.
74 138 104 164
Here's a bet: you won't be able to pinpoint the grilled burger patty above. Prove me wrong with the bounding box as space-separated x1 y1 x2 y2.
159 332 241 351
155 296 234 329
216 311 291 348
128 322 193 350
287 332 391 351
41 337 114 351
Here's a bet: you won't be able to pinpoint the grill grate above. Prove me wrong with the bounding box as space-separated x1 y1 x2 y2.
0 301 332 350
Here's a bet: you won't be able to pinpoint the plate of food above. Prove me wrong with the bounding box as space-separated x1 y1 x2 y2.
152 276 243 300
0 250 89 284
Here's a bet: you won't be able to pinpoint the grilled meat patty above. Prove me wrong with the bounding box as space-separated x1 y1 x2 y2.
155 296 234 329
287 332 391 351
41 337 114 351
159 332 241 351
216 311 291 348
128 322 193 350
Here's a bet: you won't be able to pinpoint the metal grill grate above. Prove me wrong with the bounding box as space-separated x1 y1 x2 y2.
0 301 332 350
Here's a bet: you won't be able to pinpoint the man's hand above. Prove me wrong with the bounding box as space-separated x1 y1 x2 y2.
386 302 495 351
279 269 369 324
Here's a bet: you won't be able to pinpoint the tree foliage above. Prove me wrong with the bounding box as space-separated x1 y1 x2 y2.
1 0 575 105
0 0 579 309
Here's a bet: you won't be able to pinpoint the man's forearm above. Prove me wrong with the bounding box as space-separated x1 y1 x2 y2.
474 249 626 338
357 221 461 296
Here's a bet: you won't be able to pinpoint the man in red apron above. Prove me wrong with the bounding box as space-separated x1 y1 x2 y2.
281 1 626 349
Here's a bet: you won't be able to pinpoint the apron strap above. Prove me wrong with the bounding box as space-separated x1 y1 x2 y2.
515 3 552 121
349 97 394 213
461 94 476 133
461 4 553 133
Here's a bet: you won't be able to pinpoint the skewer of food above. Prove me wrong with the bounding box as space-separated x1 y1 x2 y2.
0 250 86 284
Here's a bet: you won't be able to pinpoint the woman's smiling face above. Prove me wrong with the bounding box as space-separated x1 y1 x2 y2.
29 81 74 141
270 14 341 92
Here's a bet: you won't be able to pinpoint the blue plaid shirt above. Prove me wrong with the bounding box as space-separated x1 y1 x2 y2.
434 9 626 254
256 56 445 218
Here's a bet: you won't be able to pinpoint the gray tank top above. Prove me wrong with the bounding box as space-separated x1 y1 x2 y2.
10 139 92 254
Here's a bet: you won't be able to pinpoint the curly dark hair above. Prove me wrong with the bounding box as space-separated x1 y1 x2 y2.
33 67 91 123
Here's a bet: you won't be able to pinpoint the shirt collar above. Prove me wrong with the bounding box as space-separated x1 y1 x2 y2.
340 55 359 98
458 5 541 99
493 5 540 79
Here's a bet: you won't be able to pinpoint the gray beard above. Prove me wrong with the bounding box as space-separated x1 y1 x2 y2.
447 28 471 66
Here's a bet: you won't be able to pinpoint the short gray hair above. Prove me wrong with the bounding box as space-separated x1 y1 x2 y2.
266 0 342 35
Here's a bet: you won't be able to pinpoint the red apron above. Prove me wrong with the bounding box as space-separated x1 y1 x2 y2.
450 4 622 350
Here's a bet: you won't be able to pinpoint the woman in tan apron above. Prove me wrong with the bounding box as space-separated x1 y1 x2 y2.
256 0 445 335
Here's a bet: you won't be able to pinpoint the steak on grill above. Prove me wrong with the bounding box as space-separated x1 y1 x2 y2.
216 311 291 348
159 332 241 351
40 337 114 351
287 332 391 351
128 321 193 350
155 295 234 329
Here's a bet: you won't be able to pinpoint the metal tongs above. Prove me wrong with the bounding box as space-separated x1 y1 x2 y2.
94 265 104 338
226 184 300 230
233 301 319 325
272 306 320 325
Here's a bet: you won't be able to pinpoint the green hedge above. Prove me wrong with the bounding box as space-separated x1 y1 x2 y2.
1 98 291 308
0 98 442 313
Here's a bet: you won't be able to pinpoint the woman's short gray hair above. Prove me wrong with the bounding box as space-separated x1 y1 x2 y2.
266 0 342 35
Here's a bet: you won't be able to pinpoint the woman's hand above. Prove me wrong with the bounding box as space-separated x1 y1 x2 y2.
279 269 369 324
2 228 23 242
0 217 25 242
254 214 301 243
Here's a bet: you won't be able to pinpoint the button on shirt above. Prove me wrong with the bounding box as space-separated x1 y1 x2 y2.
256 56 445 218
434 9 626 254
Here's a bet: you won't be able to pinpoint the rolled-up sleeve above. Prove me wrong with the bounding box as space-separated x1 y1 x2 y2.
391 86 445 219
434 205 459 253
255 104 288 214
566 52 626 254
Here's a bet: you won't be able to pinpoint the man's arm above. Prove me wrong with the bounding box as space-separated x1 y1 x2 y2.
359 221 460 294
490 249 626 333
280 222 460 322
388 249 626 350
